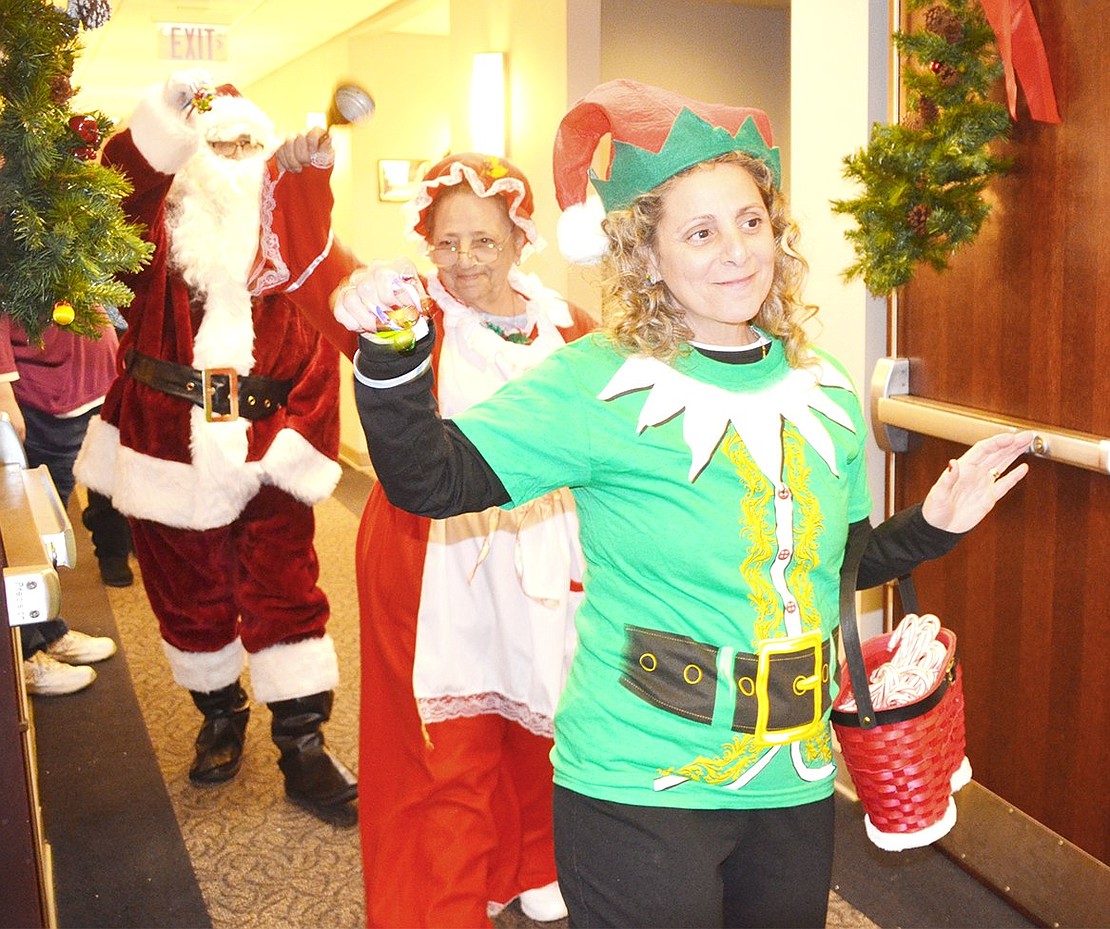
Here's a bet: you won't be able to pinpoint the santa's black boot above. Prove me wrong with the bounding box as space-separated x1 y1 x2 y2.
268 691 357 815
189 681 250 784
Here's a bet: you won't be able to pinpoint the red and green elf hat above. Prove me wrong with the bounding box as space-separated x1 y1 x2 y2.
552 79 780 262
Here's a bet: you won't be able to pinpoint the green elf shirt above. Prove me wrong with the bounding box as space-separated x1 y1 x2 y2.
454 332 873 811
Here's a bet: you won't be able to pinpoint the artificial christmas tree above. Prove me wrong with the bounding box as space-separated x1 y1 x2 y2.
0 0 151 340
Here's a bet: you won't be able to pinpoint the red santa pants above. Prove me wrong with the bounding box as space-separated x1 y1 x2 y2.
130 483 329 655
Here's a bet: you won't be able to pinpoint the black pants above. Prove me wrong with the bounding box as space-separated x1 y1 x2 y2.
553 786 835 929
82 488 132 560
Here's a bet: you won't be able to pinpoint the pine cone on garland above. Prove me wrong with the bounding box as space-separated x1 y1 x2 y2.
67 0 113 29
930 60 961 87
902 112 925 132
907 203 932 237
925 5 965 44
918 96 939 124
51 73 74 104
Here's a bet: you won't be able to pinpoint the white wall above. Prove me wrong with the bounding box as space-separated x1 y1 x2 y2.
791 0 893 632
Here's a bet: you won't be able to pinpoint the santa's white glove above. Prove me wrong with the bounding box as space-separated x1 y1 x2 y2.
163 69 214 114
332 259 431 350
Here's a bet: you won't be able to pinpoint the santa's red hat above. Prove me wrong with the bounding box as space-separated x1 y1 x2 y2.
552 79 780 263
406 152 544 254
194 83 277 149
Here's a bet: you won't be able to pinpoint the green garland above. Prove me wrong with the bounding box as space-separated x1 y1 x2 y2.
832 0 1012 297
0 0 152 340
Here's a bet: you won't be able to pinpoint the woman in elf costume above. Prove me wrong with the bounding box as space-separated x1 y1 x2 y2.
335 82 1031 928
347 153 593 928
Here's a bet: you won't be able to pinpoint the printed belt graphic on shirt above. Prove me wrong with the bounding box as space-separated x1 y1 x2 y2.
620 625 831 746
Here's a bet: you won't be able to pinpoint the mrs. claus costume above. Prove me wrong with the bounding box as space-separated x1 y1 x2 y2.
74 72 359 815
351 153 593 927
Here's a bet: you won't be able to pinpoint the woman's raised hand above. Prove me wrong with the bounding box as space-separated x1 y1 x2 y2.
332 260 431 350
920 430 1035 534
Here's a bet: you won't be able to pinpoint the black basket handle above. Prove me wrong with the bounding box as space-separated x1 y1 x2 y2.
837 528 938 729
838 527 878 728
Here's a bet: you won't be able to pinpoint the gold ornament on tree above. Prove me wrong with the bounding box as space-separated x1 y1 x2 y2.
52 301 76 326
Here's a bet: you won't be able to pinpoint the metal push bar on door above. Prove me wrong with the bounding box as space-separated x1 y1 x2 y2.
870 357 1110 475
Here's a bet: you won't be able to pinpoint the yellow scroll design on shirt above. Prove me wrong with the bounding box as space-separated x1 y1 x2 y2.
800 723 834 767
721 430 779 641
661 734 766 787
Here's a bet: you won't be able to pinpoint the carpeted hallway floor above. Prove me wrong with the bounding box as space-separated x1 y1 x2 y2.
26 465 1036 929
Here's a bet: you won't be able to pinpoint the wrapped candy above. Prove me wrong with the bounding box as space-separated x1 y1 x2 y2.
363 269 433 352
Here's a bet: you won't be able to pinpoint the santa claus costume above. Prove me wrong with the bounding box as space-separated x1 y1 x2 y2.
75 73 360 816
351 154 593 927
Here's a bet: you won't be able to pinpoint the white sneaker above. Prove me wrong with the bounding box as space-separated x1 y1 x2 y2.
44 630 117 665
519 881 568 922
24 652 97 696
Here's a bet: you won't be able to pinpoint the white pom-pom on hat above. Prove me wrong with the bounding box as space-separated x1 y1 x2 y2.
556 195 609 265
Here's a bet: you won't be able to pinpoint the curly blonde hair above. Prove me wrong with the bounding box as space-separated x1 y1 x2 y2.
599 151 816 366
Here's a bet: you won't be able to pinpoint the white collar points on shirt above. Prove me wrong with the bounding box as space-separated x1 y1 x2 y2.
598 354 856 483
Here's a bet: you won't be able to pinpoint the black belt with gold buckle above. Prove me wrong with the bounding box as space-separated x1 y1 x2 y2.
124 349 292 422
621 625 831 746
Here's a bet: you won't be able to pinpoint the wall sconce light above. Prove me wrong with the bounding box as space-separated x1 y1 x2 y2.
470 52 507 157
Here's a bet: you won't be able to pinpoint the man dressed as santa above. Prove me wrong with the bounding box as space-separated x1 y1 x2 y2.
76 70 360 820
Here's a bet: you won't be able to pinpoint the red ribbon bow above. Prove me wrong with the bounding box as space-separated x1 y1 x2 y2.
978 0 1061 123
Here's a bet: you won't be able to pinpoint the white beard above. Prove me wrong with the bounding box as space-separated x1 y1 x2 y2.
166 146 265 373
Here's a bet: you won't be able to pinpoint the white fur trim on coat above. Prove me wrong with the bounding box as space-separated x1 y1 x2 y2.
162 637 246 693
247 634 340 703
258 428 342 505
75 415 263 531
128 82 202 176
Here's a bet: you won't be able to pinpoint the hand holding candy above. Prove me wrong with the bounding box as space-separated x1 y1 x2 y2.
332 260 433 351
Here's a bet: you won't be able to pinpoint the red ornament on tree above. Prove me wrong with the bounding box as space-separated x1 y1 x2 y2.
68 114 100 144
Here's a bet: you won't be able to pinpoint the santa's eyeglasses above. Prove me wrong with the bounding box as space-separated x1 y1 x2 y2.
208 135 264 158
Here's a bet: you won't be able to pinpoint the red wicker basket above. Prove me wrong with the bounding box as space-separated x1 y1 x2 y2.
831 625 970 851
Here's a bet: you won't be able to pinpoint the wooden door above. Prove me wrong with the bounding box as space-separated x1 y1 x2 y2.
890 0 1109 870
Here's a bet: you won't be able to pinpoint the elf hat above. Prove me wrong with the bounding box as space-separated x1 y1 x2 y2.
195 84 277 149
552 79 781 262
407 152 544 254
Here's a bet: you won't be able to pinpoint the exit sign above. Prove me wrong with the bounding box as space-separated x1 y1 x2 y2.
158 23 229 62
